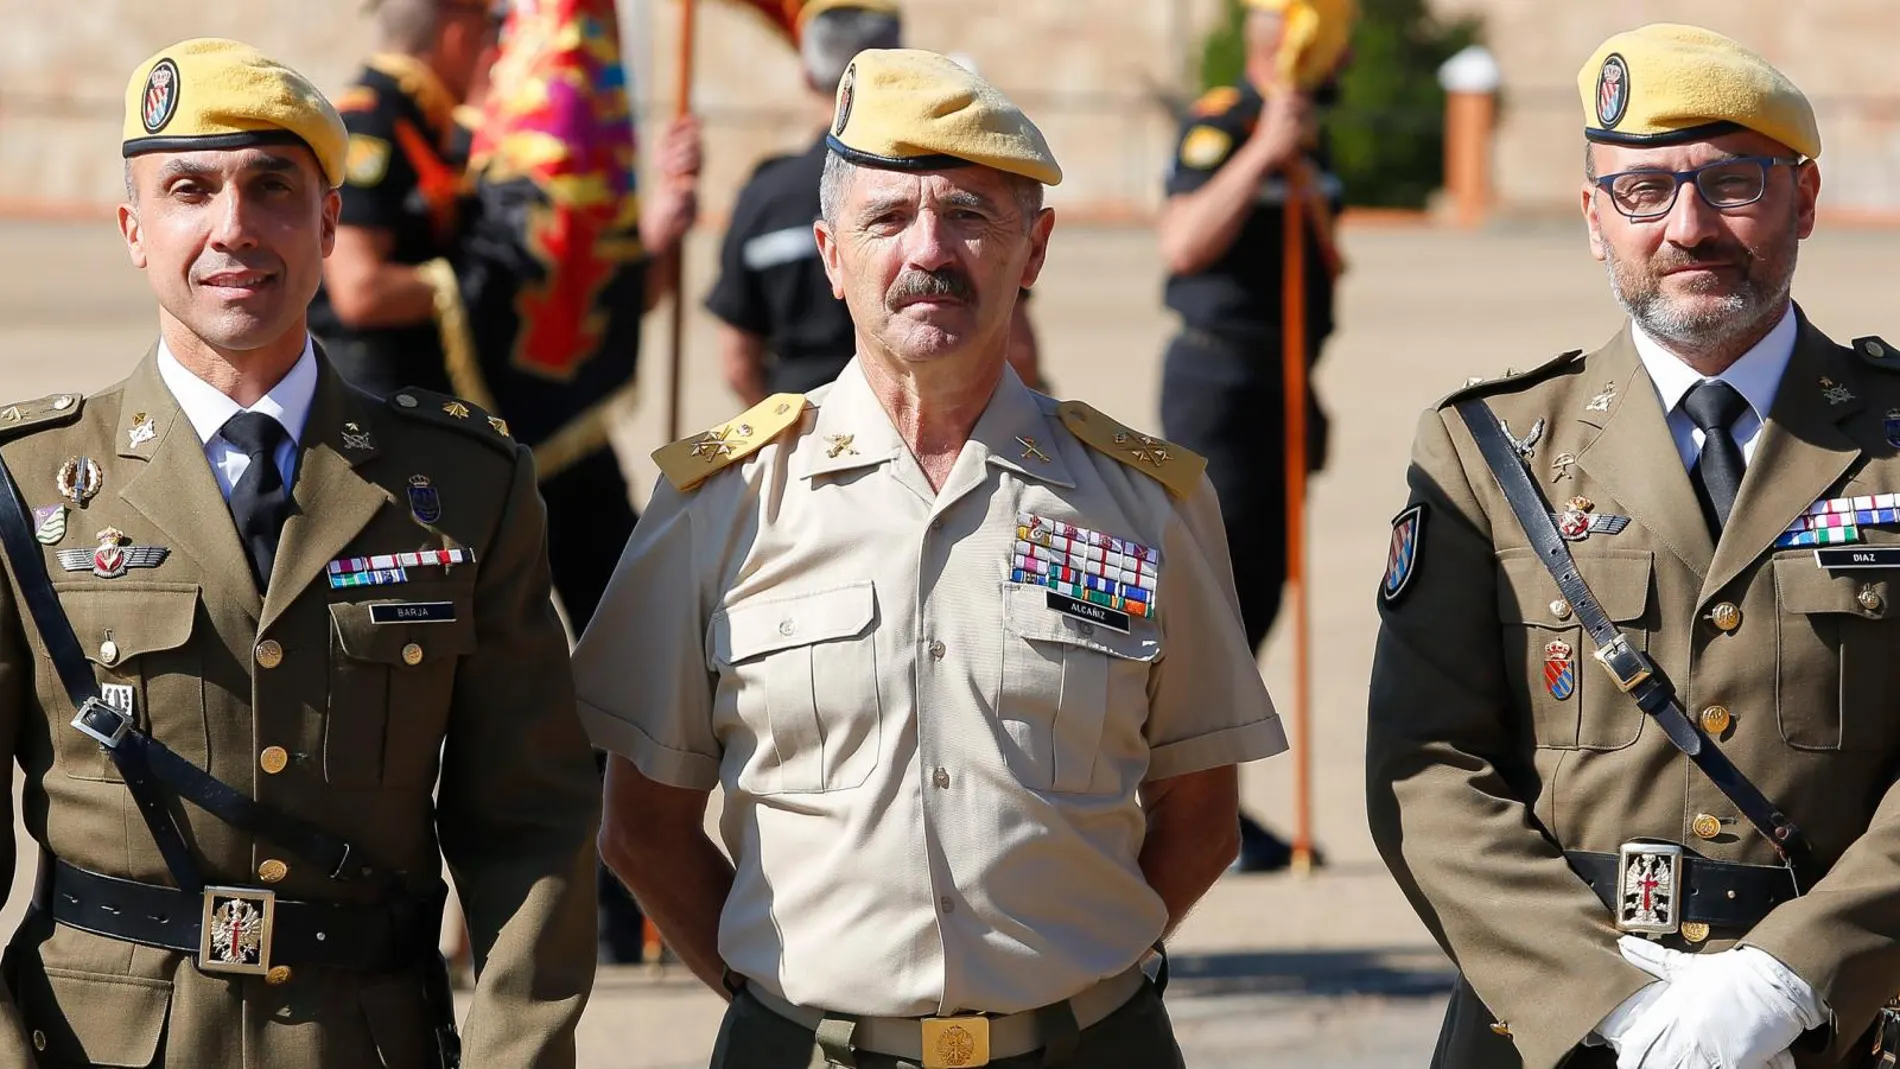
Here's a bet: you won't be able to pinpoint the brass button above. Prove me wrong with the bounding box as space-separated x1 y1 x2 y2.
1860 586 1883 613
401 643 424 666
928 640 946 660
395 393 418 408
1680 922 1711 944
1700 705 1732 735
1489 1021 1512 1037
933 767 950 789
1549 598 1572 621
259 746 289 775
255 640 284 669
266 965 292 985
99 638 120 666
257 859 288 884
31 1030 44 1051
1692 813 1723 840
1709 603 1742 632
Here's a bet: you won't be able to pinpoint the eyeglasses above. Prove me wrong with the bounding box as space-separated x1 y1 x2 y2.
1594 155 1804 221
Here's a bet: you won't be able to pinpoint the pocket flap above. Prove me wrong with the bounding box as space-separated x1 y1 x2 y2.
330 585 478 664
1774 556 1894 618
714 581 876 665
1000 582 1160 661
54 583 198 666
1498 551 1652 626
28 968 171 1067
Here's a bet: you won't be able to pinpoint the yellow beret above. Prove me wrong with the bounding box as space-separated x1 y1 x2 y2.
1244 0 1357 91
122 39 348 187
827 49 1061 186
1578 23 1820 159
798 0 900 31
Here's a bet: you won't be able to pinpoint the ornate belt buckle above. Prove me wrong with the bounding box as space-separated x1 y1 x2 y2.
198 886 276 975
1615 841 1682 936
1593 635 1653 693
920 1015 991 1068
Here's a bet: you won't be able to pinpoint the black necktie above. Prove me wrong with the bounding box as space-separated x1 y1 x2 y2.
1683 380 1749 535
221 411 291 590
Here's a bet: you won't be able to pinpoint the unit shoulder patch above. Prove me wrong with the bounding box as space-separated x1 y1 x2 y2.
1191 86 1243 117
1853 336 1898 369
654 393 809 493
346 133 392 187
387 388 517 457
1433 349 1585 409
0 392 84 442
1179 125 1234 170
1055 400 1206 498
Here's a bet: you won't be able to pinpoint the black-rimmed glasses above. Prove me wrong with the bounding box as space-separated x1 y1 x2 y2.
1594 155 1804 221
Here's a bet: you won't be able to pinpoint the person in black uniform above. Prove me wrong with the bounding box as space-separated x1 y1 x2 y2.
310 0 499 398
1156 0 1347 871
707 0 1043 404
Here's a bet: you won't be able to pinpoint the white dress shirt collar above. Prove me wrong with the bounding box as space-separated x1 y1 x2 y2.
1633 304 1798 431
155 335 318 448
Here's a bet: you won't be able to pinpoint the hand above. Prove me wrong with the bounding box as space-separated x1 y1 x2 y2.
654 114 703 182
639 115 702 255
1243 90 1310 171
1599 936 1823 1069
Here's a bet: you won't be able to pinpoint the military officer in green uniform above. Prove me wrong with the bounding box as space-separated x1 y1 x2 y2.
0 38 600 1067
1369 23 1900 1069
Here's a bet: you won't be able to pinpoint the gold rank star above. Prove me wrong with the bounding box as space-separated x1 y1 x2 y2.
691 425 746 462
1123 434 1171 467
442 401 471 419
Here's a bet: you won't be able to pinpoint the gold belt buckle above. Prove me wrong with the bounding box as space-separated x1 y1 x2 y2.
198 886 276 975
920 1015 991 1069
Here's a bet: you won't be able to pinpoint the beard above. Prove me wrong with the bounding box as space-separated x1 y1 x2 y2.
1603 216 1799 353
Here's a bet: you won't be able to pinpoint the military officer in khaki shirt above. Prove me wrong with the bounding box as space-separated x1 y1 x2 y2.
575 49 1285 1069
1369 23 1900 1069
0 39 599 1067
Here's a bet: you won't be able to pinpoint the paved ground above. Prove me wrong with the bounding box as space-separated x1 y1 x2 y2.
1 212 1896 1065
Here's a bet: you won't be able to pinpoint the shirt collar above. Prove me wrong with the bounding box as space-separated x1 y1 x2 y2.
156 336 318 448
1632 302 1798 426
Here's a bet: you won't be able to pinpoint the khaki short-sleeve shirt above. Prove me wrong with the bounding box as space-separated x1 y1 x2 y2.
575 361 1283 1016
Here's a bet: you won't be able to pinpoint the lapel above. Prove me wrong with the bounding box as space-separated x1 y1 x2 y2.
259 359 389 632
796 361 937 506
115 348 264 620
1702 315 1864 601
1574 328 1717 578
935 367 1076 514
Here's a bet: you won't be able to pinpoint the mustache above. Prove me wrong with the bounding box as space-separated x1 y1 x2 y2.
1654 238 1752 273
887 267 975 306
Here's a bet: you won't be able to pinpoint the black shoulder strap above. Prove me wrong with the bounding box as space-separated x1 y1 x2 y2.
0 455 397 893
1452 398 1823 891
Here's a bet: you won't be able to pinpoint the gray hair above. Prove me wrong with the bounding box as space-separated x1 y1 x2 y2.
374 0 443 53
801 9 902 94
124 160 136 203
818 149 1045 229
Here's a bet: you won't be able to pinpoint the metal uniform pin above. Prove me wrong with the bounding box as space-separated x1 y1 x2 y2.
408 475 443 525
1550 452 1577 482
824 434 857 458
341 422 375 451
32 504 68 545
56 456 103 508
442 401 471 419
487 416 510 437
1016 436 1051 463
57 527 169 579
1585 383 1617 413
99 630 120 667
1820 377 1855 406
1543 639 1576 700
127 413 156 448
1499 418 1544 462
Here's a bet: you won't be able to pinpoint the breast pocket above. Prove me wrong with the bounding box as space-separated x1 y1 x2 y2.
54 583 200 783
1496 551 1653 751
1772 558 1900 751
328 586 477 787
999 583 1160 794
711 581 881 795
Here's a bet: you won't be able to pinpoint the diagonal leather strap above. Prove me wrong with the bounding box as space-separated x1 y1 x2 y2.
0 456 204 891
1453 398 1822 891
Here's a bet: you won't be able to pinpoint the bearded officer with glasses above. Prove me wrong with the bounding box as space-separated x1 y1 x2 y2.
1368 22 1900 1069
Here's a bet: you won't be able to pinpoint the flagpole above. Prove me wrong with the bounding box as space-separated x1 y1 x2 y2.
1282 161 1316 876
662 0 698 443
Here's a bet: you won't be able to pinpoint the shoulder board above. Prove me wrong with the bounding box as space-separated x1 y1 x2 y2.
1433 350 1584 409
1191 86 1243 117
388 388 517 457
1055 400 1207 498
1853 336 1899 368
653 393 808 493
0 392 83 442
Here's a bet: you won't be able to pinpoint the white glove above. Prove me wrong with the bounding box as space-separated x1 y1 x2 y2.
1594 936 1825 1069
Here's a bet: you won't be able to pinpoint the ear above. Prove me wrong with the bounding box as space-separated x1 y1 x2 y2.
118 201 147 270
320 187 341 257
1018 206 1056 290
1794 160 1821 240
1581 182 1609 263
814 218 846 299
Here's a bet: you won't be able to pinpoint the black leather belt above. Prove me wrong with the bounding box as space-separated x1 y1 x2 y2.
1566 850 1799 931
40 861 440 975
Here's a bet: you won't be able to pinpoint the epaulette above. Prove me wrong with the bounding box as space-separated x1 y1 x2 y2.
1191 86 1242 117
1055 400 1207 498
388 388 517 457
1853 336 1898 368
0 392 83 442
653 393 808 493
1433 349 1584 409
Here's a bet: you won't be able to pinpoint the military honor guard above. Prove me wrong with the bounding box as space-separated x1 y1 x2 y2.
574 49 1286 1068
1369 23 1900 1069
0 39 600 1067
